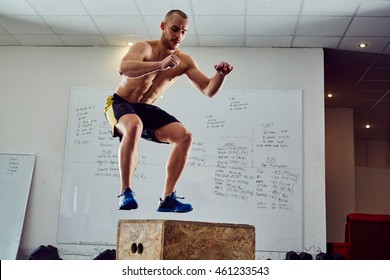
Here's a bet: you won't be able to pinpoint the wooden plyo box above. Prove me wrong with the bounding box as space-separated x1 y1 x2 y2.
117 219 255 260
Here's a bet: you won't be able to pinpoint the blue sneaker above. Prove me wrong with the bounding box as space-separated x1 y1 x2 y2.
118 188 138 210
157 192 193 213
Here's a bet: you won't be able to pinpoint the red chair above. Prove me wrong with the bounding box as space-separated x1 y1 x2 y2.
331 213 390 260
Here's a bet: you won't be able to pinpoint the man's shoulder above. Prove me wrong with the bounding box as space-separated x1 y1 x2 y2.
176 49 195 63
128 41 156 58
133 40 156 49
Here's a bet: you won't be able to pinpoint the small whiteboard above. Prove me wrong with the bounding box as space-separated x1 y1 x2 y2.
58 88 302 252
0 154 36 259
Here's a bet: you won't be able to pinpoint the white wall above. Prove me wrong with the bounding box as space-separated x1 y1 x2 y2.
355 167 390 214
0 46 325 259
355 139 390 214
355 140 390 169
325 108 356 242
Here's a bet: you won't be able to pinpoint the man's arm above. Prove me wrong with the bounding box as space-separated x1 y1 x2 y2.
119 42 180 78
185 57 233 98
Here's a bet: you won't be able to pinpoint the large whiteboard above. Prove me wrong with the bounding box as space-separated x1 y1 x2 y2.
58 88 302 252
0 154 36 259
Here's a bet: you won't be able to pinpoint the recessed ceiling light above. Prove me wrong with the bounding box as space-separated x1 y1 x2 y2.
365 124 371 129
327 93 333 98
359 42 367 48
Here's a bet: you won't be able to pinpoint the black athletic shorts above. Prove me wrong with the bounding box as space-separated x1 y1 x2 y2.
104 93 180 143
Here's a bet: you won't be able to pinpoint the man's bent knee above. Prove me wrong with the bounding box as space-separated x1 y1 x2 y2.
182 131 193 146
116 115 143 139
176 131 192 152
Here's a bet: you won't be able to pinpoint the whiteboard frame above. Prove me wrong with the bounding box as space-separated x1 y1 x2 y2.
58 87 303 253
0 153 36 260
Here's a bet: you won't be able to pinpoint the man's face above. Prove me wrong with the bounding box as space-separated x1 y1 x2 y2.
161 13 189 50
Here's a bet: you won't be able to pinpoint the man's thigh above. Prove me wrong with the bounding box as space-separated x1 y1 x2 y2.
154 122 190 144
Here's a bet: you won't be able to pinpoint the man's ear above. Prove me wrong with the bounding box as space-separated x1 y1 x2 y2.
160 21 165 31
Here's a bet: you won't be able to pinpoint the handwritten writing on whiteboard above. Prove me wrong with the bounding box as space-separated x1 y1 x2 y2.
73 105 97 145
256 122 292 149
213 139 300 211
205 114 226 129
255 166 299 211
208 118 300 211
229 97 249 111
6 157 20 176
188 141 207 167
95 120 119 178
214 142 253 201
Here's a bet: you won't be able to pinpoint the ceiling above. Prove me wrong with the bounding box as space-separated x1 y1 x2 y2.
0 0 390 50
325 49 390 141
1 0 390 140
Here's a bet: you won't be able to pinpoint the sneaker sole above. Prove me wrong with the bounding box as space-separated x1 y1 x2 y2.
157 207 193 213
119 203 138 210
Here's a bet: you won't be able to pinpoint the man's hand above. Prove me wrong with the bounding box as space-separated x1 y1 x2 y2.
214 61 234 77
161 54 180 70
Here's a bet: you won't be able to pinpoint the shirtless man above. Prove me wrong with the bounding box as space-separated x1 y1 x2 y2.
104 9 233 213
